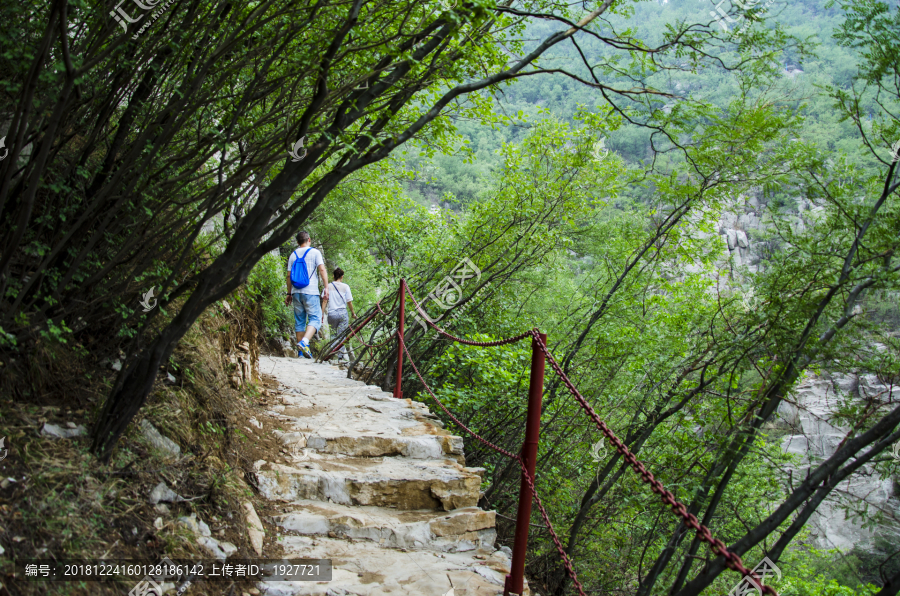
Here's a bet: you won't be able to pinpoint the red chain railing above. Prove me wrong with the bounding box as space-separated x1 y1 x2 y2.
398 332 519 460
327 278 778 596
530 334 775 593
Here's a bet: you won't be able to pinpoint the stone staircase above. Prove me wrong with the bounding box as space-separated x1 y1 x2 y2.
254 356 527 596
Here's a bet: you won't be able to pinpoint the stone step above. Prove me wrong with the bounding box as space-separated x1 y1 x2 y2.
268 374 459 460
272 500 496 552
276 430 463 461
254 357 529 596
258 535 518 596
254 455 484 511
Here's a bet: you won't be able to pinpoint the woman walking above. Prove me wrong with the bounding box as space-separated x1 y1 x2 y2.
323 268 356 362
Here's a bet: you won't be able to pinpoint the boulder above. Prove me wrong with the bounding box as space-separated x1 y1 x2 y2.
830 373 858 396
858 374 900 401
725 229 737 249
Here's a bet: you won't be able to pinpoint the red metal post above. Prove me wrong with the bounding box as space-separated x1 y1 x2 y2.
393 280 406 399
505 332 546 596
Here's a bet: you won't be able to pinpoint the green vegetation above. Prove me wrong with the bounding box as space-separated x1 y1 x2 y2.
2 0 899 593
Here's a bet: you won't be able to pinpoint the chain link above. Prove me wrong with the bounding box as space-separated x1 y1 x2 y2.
517 459 588 595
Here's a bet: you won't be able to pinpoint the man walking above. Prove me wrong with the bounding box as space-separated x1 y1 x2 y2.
285 231 329 358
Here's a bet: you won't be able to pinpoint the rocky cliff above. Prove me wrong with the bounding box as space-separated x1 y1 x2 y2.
711 191 900 554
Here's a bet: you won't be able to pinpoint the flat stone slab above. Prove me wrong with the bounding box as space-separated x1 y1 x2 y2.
255 455 483 511
257 535 518 595
261 356 462 460
273 499 495 552
140 420 182 458
274 427 462 460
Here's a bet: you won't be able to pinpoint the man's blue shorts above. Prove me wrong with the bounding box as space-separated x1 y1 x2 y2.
292 293 322 332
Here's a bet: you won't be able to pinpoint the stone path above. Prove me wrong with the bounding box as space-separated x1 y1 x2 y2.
253 355 526 596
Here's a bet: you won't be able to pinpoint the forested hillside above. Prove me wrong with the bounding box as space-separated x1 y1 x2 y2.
1 0 899 594
403 0 865 205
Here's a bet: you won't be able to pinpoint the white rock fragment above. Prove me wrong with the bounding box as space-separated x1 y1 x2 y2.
831 373 857 395
178 514 211 537
140 420 182 458
243 501 265 556
41 423 86 439
198 536 238 561
149 481 183 504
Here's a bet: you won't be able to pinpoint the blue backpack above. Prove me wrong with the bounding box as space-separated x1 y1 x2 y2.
290 248 314 289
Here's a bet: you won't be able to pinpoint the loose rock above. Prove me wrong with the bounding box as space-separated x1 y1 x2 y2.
41 422 86 439
243 501 265 556
178 514 211 537
140 420 182 458
149 481 183 504
197 536 238 561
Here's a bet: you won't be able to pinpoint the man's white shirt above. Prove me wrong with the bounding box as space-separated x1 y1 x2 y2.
287 247 324 295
